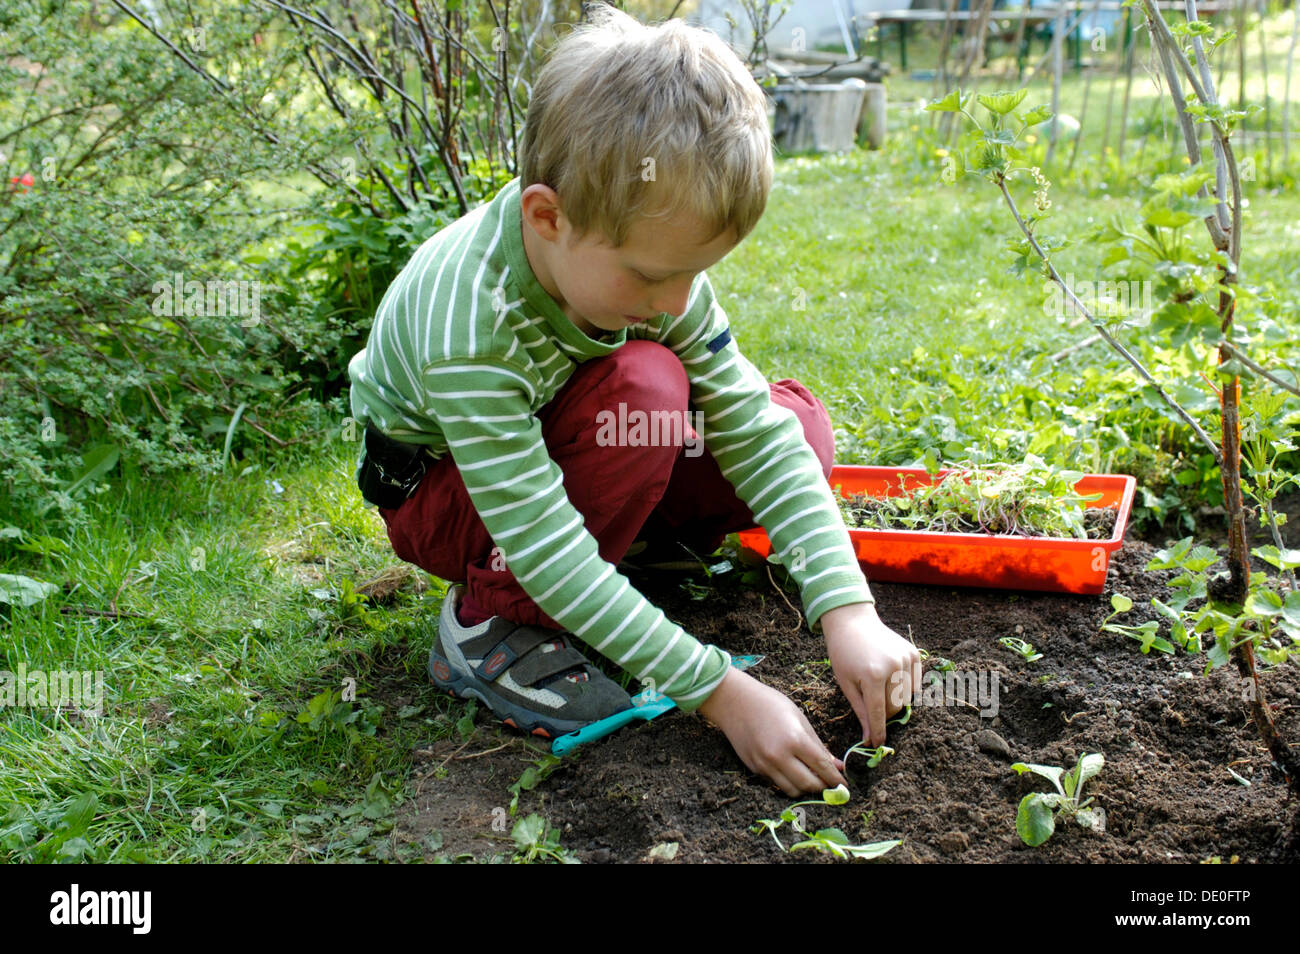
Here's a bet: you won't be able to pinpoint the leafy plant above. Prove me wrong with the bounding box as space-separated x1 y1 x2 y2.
1012 753 1106 847
510 813 578 865
1123 538 1300 670
752 784 900 861
0 793 100 863
837 455 1113 540
1100 593 1178 654
507 751 565 817
294 686 383 743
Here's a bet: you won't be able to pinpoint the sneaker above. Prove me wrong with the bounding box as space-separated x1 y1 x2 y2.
427 585 633 738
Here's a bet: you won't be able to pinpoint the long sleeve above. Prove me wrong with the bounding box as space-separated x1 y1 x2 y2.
645 272 875 628
421 356 734 710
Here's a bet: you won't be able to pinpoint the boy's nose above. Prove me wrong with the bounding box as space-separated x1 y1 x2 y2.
650 278 693 319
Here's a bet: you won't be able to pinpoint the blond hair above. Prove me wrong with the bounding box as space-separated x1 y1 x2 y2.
519 3 773 248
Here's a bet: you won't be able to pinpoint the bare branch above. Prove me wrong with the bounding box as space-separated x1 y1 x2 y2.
996 175 1223 464
1220 342 1300 397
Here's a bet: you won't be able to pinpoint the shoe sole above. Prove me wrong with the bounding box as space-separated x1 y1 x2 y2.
428 649 584 740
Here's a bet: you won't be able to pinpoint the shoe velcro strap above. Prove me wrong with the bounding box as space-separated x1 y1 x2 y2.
464 625 581 685
505 643 591 687
460 623 554 661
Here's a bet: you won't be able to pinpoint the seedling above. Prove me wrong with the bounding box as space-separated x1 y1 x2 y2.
842 742 895 768
790 828 900 860
931 656 956 674
751 784 900 861
836 455 1112 540
509 813 577 864
1099 593 1177 655
1011 752 1106 847
998 636 1043 662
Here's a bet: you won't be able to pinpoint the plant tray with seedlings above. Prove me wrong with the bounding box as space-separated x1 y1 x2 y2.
738 457 1136 595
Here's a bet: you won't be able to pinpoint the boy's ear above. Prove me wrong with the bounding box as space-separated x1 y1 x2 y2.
520 184 565 242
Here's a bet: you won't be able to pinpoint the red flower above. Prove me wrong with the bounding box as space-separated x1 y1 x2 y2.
9 173 35 192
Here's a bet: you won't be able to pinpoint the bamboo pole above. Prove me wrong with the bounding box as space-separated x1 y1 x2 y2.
942 0 996 143
1238 0 1248 110
1068 0 1107 172
1101 6 1130 159
1002 0 1032 83
1118 9 1138 162
1046 2 1066 165
1257 0 1273 182
932 0 963 123
1286 0 1299 168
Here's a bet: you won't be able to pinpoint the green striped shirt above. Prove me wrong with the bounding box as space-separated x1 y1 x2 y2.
347 178 874 709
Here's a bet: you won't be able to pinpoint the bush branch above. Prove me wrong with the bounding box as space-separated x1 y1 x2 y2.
994 175 1223 465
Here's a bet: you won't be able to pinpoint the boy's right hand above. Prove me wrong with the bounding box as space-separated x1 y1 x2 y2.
697 667 846 796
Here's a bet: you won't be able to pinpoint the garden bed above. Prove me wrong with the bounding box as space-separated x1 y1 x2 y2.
391 540 1299 863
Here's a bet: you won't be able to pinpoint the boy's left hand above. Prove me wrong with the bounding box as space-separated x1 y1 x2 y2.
820 601 921 748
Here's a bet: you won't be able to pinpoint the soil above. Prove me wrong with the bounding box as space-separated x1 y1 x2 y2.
389 541 1300 863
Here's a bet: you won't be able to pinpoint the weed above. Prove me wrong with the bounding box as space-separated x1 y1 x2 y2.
510 813 577 864
507 751 564 816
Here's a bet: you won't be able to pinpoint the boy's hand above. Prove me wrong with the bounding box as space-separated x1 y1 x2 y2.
697 667 846 797
821 601 922 748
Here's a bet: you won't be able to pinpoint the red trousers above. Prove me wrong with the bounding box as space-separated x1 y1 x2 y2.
378 341 835 628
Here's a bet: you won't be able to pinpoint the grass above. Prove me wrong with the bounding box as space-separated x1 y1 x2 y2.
1 443 465 861
713 140 1299 505
3 48 1300 857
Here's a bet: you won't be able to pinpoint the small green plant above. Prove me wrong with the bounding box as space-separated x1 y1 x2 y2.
752 785 900 861
843 743 895 768
294 686 383 741
1100 593 1178 654
1103 535 1300 667
509 813 578 864
507 751 565 816
836 455 1113 540
1011 753 1106 847
998 636 1043 662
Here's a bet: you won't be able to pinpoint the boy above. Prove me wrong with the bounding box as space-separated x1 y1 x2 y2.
347 4 920 796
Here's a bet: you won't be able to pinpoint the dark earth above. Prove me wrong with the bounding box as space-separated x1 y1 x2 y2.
380 513 1300 863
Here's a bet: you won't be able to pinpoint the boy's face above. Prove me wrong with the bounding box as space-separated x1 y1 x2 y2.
520 184 739 338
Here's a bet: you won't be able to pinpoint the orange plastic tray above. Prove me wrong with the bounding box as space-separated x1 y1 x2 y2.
737 465 1136 595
